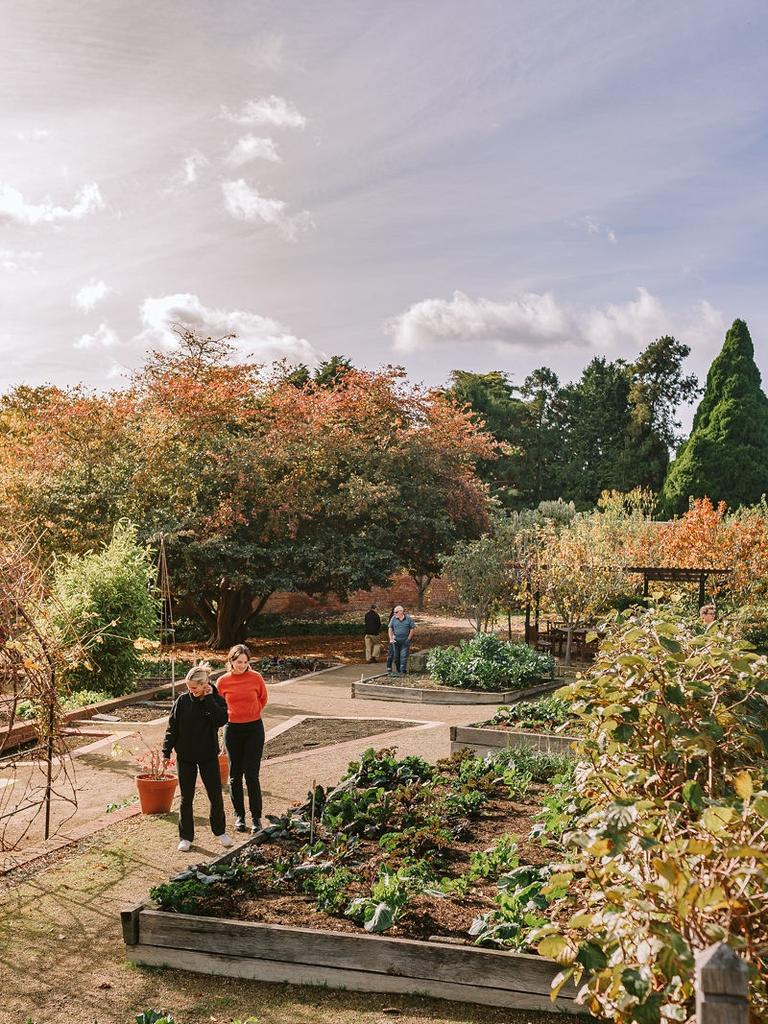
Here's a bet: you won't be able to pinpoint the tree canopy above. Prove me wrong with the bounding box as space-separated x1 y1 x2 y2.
0 336 496 647
661 318 768 513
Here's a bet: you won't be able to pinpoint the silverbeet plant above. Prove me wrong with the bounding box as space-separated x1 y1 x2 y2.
345 861 437 933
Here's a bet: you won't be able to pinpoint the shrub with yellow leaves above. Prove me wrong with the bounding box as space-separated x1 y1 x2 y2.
534 607 768 1023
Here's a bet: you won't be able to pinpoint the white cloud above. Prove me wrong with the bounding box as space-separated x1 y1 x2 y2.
220 95 306 129
165 151 208 193
138 292 320 365
182 151 208 184
73 279 113 313
0 248 42 273
74 322 120 350
388 287 726 356
225 135 281 167
581 215 617 244
222 179 313 240
388 290 575 352
582 288 666 350
0 182 105 226
15 129 51 142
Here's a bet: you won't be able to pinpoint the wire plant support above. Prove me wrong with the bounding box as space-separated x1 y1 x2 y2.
156 534 177 700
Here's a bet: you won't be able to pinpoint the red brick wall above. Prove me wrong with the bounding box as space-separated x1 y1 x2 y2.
262 573 457 616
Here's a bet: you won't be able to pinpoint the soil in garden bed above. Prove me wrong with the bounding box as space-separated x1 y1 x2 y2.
161 775 552 943
264 718 419 759
368 674 547 694
367 673 448 690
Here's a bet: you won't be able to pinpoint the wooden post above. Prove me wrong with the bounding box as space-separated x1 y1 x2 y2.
120 902 143 945
695 943 749 1024
698 571 707 609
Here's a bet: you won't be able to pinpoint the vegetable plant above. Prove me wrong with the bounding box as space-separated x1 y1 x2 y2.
427 634 554 692
487 696 574 732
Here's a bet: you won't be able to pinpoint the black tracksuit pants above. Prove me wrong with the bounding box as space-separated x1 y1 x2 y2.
225 719 265 822
177 757 226 841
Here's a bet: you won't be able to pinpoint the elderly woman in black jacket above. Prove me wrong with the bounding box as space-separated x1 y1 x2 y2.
163 663 231 852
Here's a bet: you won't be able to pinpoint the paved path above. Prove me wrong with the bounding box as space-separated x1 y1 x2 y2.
0 663 507 871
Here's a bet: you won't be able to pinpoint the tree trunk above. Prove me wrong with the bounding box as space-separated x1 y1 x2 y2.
412 574 433 611
564 624 573 666
192 599 217 644
209 585 254 650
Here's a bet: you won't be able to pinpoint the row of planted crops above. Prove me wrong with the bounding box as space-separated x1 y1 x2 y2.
131 607 768 1023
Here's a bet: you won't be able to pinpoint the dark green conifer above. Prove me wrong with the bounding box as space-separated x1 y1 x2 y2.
661 319 768 512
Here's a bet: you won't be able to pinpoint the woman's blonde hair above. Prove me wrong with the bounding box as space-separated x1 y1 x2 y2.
185 662 212 685
227 644 251 668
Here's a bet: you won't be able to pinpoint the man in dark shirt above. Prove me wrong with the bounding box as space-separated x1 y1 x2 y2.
364 603 382 662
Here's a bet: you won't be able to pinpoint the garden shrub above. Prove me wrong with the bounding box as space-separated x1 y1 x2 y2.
735 602 768 651
51 520 159 696
532 607 768 1023
16 688 112 720
427 633 553 691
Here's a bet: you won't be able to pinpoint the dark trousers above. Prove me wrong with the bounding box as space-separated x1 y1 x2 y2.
225 719 265 822
177 757 225 841
393 639 410 673
386 642 394 670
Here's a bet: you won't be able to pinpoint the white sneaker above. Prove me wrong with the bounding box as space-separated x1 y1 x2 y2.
215 832 234 848
177 839 192 852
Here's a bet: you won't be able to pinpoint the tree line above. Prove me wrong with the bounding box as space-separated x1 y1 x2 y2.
444 318 768 514
0 328 495 647
1 317 767 649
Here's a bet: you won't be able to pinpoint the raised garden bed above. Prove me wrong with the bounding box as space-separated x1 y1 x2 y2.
122 907 576 1011
451 697 581 756
123 745 578 1012
353 675 560 705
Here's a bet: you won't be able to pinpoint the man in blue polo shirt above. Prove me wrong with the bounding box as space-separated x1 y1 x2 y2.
388 605 415 675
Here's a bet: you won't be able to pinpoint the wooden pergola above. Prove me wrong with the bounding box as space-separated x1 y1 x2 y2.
624 566 732 607
523 564 733 645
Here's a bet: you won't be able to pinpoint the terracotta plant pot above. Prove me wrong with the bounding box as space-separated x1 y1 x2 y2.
218 752 229 786
135 774 177 814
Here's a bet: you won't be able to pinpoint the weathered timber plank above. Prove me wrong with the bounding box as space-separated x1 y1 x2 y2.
450 725 578 756
120 902 144 945
354 680 560 706
137 910 572 997
127 944 578 1013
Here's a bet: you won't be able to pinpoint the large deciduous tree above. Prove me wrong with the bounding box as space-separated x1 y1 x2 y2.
0 331 496 649
661 319 768 513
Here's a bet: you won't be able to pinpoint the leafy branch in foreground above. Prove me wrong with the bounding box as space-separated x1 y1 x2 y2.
533 607 768 1024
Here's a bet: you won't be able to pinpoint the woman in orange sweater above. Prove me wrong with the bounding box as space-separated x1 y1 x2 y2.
216 643 269 833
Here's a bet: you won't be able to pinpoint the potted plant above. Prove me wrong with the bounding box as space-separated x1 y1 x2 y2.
135 747 177 814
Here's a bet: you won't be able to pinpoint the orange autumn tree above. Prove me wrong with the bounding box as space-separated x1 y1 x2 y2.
125 350 497 646
653 496 768 605
0 384 133 554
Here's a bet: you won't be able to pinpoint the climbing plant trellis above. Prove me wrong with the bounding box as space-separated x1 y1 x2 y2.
156 533 177 698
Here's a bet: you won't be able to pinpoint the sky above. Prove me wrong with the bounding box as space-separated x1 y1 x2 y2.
1 0 767 427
